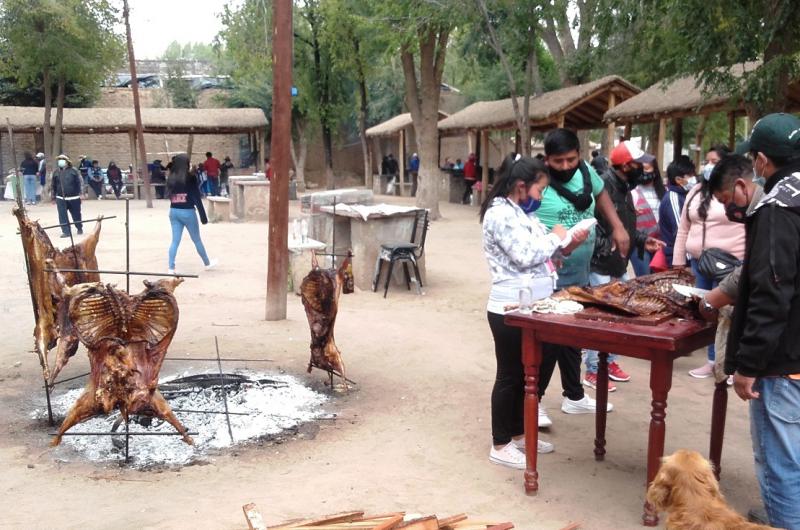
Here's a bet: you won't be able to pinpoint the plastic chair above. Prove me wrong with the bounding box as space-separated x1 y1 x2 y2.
371 209 429 298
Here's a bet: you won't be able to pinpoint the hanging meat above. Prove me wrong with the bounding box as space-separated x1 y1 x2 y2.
300 251 354 386
51 276 192 446
553 269 699 318
13 207 102 382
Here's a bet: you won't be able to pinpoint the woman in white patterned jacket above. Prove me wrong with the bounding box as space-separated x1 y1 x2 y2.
480 154 588 470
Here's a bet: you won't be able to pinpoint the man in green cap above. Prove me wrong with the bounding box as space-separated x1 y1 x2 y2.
716 113 800 529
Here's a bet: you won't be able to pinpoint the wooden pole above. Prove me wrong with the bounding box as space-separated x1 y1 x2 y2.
265 0 292 321
727 112 736 151
556 114 565 128
606 92 616 156
694 115 709 168
623 123 632 141
672 118 683 161
256 129 263 172
186 133 194 161
398 129 406 192
480 130 489 204
128 130 138 199
656 118 667 169
6 120 22 209
123 0 152 207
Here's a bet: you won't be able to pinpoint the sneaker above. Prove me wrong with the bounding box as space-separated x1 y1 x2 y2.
582 372 617 392
539 406 553 428
608 362 631 382
511 437 554 454
60 233 71 238
77 229 83 235
689 361 714 379
489 443 527 469
562 395 613 414
168 269 176 275
205 258 219 271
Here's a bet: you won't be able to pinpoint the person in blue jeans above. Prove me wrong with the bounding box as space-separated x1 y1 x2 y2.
711 116 800 529
166 154 217 274
20 152 39 205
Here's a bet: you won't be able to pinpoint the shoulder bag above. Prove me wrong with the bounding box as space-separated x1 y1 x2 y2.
697 218 741 282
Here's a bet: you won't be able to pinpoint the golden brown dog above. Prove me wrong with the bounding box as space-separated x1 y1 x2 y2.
646 449 776 530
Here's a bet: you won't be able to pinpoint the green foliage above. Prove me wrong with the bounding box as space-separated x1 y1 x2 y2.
161 41 217 62
164 65 197 108
0 76 95 107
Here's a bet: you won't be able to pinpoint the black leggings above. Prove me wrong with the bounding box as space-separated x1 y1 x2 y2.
463 180 476 204
487 311 584 445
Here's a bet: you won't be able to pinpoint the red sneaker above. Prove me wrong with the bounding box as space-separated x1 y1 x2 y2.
582 372 616 392
608 362 631 382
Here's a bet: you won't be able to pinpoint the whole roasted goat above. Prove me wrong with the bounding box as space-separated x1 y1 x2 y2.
300 251 354 386
553 269 699 318
51 275 192 446
13 207 102 382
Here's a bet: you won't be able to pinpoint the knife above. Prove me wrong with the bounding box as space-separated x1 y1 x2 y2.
672 283 710 298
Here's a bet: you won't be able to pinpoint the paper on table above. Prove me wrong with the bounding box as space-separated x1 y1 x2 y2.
558 217 598 248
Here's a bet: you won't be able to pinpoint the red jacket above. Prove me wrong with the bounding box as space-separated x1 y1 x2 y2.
464 157 476 181
205 157 221 178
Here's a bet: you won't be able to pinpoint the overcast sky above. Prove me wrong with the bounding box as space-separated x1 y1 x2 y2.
123 0 240 59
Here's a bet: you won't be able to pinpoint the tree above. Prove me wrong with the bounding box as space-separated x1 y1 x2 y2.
375 0 466 219
599 0 800 119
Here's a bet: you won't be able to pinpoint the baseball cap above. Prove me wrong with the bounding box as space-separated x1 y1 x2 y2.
736 113 800 159
610 140 655 166
36 152 44 158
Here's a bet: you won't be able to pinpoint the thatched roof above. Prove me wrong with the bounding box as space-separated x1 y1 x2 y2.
437 75 639 135
0 106 267 134
604 62 800 123
366 111 449 138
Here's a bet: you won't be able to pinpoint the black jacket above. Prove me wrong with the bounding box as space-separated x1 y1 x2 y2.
591 168 648 277
725 163 800 378
52 166 82 199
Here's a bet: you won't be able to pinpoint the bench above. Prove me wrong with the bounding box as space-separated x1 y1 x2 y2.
206 196 232 222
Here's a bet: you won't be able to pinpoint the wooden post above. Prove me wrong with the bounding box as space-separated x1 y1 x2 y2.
123 0 152 208
672 118 683 161
398 128 406 192
265 0 292 321
515 129 522 154
694 115 709 168
606 92 616 156
186 133 194 161
727 112 736 151
656 118 667 169
480 129 489 204
556 114 565 128
255 129 264 172
467 130 475 154
128 129 139 198
623 123 632 141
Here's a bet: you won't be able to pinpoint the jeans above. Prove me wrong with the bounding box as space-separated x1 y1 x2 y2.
691 260 719 361
209 178 220 196
23 174 37 203
750 377 800 529
168 208 210 269
56 198 82 235
584 272 629 374
630 249 653 277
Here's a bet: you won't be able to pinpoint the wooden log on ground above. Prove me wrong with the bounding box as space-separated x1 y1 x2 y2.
243 503 267 530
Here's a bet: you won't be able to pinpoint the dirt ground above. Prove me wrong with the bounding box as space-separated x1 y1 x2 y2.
0 193 762 529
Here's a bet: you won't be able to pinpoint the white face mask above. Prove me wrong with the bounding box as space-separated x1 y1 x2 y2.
682 176 697 191
702 163 715 181
57 159 67 168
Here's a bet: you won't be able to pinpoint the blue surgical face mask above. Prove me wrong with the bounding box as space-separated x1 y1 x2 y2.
682 176 697 191
702 163 715 181
520 197 541 214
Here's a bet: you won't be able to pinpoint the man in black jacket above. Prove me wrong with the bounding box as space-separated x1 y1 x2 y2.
711 113 800 529
52 154 83 238
584 141 664 390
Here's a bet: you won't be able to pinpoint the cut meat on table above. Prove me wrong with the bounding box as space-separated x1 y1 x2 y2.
51 276 192 446
300 252 354 385
553 269 699 318
13 207 102 382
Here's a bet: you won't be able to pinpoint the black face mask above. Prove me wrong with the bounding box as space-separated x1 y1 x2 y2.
640 171 655 183
725 202 748 223
625 166 644 190
549 166 576 183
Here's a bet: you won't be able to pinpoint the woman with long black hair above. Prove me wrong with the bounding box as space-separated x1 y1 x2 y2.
481 154 588 469
629 159 667 276
166 154 217 274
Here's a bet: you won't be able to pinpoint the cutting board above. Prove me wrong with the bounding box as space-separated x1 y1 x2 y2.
574 307 674 326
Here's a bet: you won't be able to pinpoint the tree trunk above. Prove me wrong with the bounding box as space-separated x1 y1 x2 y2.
42 68 53 192
53 76 66 159
401 27 450 220
354 39 371 187
308 6 335 189
290 119 308 188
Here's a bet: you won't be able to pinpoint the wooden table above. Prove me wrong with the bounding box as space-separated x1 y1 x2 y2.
504 311 718 526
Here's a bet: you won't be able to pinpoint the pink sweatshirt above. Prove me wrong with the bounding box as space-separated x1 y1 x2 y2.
672 184 745 266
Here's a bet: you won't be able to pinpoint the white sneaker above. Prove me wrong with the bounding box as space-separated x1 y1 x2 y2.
489 443 527 469
205 258 219 271
512 437 554 454
168 269 176 275
539 406 553 428
561 395 614 414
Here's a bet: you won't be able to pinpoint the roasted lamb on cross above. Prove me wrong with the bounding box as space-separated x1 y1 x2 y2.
51 277 192 446
553 269 699 318
300 251 354 386
13 207 102 381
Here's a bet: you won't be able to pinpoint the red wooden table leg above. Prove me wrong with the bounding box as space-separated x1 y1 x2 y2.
709 380 728 481
595 351 609 461
643 355 674 526
522 329 542 495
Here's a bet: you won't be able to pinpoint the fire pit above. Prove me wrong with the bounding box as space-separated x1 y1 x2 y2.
33 370 329 467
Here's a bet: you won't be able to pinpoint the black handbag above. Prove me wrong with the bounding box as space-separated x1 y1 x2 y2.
697 219 741 282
